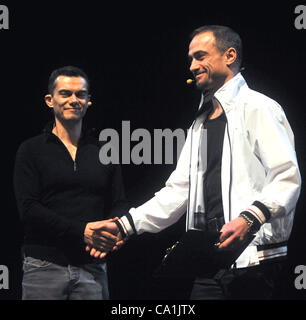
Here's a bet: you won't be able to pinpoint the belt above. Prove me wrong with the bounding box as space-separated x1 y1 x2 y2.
193 214 225 232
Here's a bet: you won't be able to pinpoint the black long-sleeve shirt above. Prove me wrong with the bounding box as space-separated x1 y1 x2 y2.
13 122 129 265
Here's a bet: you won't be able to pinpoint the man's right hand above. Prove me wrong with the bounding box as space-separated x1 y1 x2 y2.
84 218 119 252
85 220 126 259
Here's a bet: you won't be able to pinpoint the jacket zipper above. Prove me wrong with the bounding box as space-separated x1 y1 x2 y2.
73 145 79 172
187 97 233 229
225 121 233 221
186 121 196 231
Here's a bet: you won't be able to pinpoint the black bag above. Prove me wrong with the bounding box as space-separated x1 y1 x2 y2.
153 229 254 279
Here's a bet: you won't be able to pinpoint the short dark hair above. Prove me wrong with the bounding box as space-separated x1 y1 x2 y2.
190 25 243 70
48 66 90 95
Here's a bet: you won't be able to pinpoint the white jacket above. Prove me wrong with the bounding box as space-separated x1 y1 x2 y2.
120 73 301 268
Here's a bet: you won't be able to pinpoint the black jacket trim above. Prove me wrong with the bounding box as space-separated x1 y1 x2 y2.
252 200 271 221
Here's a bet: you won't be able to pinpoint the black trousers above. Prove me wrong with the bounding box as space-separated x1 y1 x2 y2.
190 260 287 300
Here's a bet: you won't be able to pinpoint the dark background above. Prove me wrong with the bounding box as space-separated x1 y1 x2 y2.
1 1 306 300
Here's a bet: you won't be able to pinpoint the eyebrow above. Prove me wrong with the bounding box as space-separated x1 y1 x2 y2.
188 50 208 60
58 89 88 94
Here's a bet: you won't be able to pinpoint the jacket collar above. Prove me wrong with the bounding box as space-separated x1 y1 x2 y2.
214 72 247 113
198 72 247 114
193 73 246 130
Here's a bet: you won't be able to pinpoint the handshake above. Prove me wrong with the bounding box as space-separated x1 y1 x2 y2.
84 218 126 259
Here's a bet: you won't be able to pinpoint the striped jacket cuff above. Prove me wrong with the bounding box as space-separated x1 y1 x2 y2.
114 220 126 238
244 201 271 225
117 212 137 238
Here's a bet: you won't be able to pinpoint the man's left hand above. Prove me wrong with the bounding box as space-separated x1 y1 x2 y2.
218 217 249 250
85 237 128 259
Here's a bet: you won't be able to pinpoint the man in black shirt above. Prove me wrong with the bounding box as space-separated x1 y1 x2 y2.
14 66 127 300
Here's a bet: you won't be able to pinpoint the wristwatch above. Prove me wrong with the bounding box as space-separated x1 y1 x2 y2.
239 212 260 235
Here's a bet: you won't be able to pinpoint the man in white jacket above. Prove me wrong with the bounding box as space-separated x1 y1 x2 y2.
89 25 301 299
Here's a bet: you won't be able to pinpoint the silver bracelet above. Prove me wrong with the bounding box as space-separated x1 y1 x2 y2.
240 213 254 229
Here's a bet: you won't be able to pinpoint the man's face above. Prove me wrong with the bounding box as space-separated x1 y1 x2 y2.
45 76 89 122
188 32 231 93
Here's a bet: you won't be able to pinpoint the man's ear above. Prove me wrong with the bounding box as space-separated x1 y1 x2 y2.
225 47 237 67
45 94 53 109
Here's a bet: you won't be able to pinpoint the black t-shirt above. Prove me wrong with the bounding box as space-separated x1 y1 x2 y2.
203 112 227 221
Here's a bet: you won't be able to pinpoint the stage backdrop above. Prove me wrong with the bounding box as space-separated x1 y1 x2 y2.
1 1 306 300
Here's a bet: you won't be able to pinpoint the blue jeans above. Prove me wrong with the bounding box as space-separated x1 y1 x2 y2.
22 256 109 300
